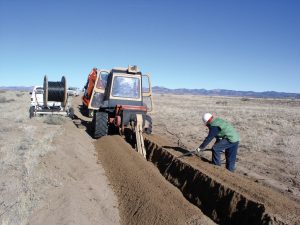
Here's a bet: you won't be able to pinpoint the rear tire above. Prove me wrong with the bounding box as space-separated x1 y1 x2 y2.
92 111 108 138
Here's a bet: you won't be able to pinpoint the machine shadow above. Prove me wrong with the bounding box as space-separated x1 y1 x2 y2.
71 104 94 138
162 146 211 163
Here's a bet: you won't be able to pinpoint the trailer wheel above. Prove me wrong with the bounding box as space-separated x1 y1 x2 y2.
93 111 108 138
143 114 152 134
29 106 35 119
68 107 74 119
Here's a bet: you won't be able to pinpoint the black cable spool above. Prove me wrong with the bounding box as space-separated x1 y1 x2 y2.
43 75 67 107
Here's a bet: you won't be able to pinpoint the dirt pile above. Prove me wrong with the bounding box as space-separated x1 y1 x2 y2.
95 135 215 225
29 121 120 225
144 134 300 225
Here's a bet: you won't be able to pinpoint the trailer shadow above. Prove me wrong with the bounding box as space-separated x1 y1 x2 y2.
70 104 95 138
72 114 94 137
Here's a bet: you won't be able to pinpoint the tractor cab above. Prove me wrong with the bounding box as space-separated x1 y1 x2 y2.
87 65 153 139
104 66 152 108
83 65 152 117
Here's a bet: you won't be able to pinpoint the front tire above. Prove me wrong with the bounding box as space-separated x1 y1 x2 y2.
92 111 108 138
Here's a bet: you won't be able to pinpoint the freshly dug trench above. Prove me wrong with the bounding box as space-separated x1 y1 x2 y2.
95 135 215 225
144 134 300 225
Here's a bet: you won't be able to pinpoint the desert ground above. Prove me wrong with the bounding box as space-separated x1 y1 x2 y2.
0 90 299 225
151 94 300 203
0 91 120 225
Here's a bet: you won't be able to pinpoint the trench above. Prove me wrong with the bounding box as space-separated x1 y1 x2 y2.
143 136 300 225
72 96 299 224
95 135 215 225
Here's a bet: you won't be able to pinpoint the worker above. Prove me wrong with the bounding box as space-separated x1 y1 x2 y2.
196 113 240 172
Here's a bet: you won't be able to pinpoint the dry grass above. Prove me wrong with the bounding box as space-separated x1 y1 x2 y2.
16 92 25 97
43 115 66 125
0 91 65 224
0 96 15 103
151 94 300 201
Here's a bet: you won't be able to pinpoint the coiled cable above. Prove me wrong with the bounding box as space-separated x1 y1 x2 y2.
43 76 67 107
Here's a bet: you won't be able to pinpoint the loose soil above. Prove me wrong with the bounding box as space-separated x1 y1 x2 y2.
28 121 120 225
144 134 300 224
0 91 119 225
95 135 215 225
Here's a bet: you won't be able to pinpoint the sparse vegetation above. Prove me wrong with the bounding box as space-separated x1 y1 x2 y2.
241 97 250 101
0 90 68 224
215 101 228 105
19 142 29 151
0 96 15 103
0 126 12 133
44 115 66 125
16 92 25 97
0 90 7 94
15 117 24 123
152 94 300 202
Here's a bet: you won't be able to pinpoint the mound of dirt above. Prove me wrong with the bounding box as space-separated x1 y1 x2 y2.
29 121 120 225
95 136 215 225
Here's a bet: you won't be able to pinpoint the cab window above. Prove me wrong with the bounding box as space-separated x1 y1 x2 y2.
96 71 109 89
35 87 44 94
112 76 140 99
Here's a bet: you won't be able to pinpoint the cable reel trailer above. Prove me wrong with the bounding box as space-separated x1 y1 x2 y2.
29 75 74 118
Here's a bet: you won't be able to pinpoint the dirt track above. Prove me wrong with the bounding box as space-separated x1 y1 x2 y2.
95 136 214 225
29 121 120 225
71 95 214 224
94 131 300 225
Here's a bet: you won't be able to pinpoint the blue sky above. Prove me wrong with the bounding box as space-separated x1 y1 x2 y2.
0 0 299 93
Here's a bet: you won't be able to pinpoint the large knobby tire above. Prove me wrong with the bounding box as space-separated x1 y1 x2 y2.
92 111 108 139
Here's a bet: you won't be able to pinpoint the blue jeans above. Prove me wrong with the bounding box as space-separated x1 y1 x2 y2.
212 139 239 172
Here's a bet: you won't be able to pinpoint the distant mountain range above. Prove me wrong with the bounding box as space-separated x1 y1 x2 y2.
0 86 33 91
152 86 300 99
1 86 299 99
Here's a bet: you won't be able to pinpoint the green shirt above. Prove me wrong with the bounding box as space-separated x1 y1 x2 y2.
210 118 240 143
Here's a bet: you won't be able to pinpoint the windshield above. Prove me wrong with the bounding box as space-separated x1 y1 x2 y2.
111 76 140 99
35 87 44 94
